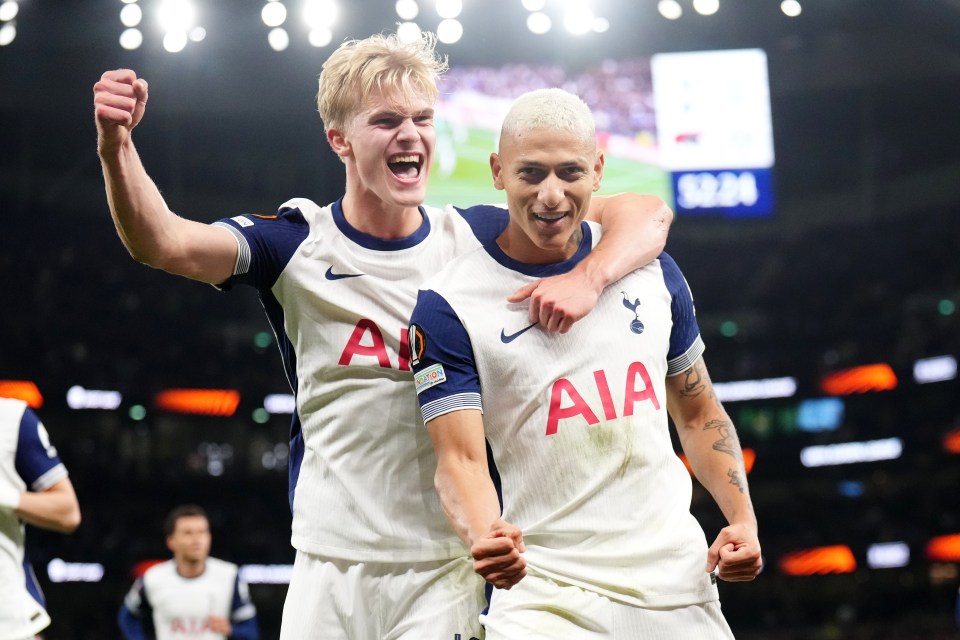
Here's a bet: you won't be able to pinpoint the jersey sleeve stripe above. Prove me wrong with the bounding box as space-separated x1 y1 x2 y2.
30 464 67 492
421 392 482 423
212 221 252 276
666 334 705 377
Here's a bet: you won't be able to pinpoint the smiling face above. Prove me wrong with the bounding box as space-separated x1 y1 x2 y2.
491 126 604 263
329 88 436 216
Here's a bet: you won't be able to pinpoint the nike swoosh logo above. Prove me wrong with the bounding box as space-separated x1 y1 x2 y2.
324 266 364 280
500 322 538 344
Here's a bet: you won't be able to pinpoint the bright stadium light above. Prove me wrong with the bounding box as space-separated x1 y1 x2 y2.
119 27 143 50
268 26 290 50
657 0 682 20
522 0 546 10
395 0 419 20
563 4 594 34
0 1 19 22
592 16 609 32
397 20 421 42
693 0 720 16
120 3 142 27
437 18 462 43
436 0 462 19
0 21 14 45
303 0 338 28
163 29 188 53
262 1 287 26
189 26 206 41
308 25 333 46
157 0 197 33
781 0 801 17
527 11 551 33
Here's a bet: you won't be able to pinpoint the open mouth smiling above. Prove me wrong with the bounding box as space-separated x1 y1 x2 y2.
388 154 423 180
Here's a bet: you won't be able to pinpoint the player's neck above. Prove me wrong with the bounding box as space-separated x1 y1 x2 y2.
175 557 206 579
341 189 423 240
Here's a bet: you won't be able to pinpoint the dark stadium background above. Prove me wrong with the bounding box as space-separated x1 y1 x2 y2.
2 1 959 638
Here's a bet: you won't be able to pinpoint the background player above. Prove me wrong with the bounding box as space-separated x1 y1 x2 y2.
0 397 82 640
118 504 259 639
93 32 672 638
409 88 762 638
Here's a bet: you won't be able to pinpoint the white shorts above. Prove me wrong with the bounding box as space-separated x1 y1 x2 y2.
481 572 734 640
280 551 485 640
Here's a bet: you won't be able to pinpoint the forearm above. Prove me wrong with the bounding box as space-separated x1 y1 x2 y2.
579 193 673 292
435 458 503 548
99 139 184 266
678 410 756 529
17 482 81 533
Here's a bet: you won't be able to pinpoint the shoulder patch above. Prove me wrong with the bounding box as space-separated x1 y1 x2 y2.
414 363 446 395
231 215 254 227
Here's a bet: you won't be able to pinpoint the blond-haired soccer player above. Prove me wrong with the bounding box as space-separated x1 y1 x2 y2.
409 88 761 639
94 33 672 638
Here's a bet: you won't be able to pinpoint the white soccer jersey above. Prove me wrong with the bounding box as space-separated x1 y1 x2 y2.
410 216 719 608
0 398 68 640
123 557 256 640
213 198 507 562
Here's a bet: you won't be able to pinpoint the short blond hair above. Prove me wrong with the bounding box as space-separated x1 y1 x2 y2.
317 32 448 132
500 88 596 145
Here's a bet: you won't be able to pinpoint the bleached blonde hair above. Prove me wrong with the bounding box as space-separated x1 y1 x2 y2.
316 31 448 132
500 88 596 144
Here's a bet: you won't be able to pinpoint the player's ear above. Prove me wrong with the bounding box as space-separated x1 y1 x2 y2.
327 127 351 159
490 152 505 191
592 150 605 192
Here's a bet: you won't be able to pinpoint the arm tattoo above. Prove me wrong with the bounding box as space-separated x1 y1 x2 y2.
727 468 746 495
679 364 706 398
704 418 742 463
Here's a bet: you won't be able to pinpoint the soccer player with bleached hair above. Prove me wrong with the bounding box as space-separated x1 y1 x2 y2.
409 88 762 639
94 32 673 638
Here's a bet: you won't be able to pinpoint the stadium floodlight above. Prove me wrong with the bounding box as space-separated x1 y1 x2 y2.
657 0 682 20
397 20 421 43
119 27 143 50
522 0 546 11
163 29 188 52
120 3 142 27
262 1 287 27
189 26 205 41
268 26 290 50
308 25 332 46
563 4 593 35
157 0 197 33
0 1 18 22
436 0 462 19
693 0 719 16
395 0 419 20
526 11 550 33
592 16 609 32
437 18 462 43
303 0 338 29
0 21 15 45
781 0 801 17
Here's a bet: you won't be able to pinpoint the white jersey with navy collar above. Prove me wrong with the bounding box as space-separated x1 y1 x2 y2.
409 218 718 608
0 398 68 639
213 198 507 562
123 557 256 640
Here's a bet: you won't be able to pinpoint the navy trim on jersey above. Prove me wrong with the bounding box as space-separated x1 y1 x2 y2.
482 220 594 277
410 290 480 419
288 413 304 514
659 252 704 365
24 559 45 607
14 407 62 487
452 204 511 246
331 198 431 250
